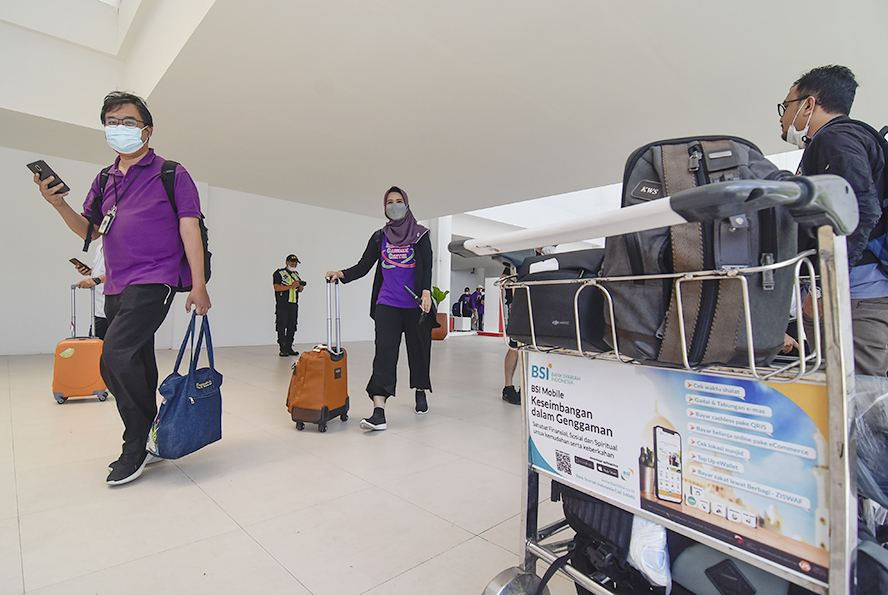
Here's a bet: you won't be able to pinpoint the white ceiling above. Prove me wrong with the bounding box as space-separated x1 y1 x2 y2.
3 0 887 221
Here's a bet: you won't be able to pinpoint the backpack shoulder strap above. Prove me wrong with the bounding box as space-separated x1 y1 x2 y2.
160 160 179 213
83 164 115 252
98 165 113 193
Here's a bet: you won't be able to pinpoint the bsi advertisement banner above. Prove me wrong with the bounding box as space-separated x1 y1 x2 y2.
525 353 829 582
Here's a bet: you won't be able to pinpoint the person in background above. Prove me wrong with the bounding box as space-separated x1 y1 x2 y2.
502 247 554 404
272 254 304 357
74 238 108 339
501 265 520 405
326 186 435 431
458 287 473 317
471 285 484 331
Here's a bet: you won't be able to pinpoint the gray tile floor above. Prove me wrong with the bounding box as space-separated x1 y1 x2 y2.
1 334 577 594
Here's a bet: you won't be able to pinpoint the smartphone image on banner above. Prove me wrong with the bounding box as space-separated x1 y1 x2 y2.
654 426 683 503
26 160 71 195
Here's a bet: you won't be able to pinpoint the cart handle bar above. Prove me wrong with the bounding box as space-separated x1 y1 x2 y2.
454 175 857 257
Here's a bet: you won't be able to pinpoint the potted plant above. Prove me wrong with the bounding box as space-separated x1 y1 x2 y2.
430 286 450 340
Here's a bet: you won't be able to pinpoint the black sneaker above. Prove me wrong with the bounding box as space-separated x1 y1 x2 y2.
415 390 428 415
360 407 387 431
279 351 289 357
288 349 299 356
108 450 162 471
502 385 521 405
106 451 148 486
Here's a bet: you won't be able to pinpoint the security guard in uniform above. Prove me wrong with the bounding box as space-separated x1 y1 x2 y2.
273 254 305 356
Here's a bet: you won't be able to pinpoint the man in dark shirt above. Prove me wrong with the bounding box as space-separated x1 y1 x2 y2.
457 287 473 317
779 65 887 375
471 286 484 330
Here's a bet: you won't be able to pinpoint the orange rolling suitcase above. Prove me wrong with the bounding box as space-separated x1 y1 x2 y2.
286 279 349 432
52 285 108 403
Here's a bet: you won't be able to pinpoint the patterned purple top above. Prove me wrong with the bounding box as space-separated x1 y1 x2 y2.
376 235 419 309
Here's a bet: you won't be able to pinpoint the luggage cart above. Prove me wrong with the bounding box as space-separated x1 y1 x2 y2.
458 176 860 595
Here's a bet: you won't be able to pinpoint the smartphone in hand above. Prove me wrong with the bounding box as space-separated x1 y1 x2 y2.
27 160 70 195
69 258 91 275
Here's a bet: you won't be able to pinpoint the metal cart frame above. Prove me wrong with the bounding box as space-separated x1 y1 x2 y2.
499 225 854 595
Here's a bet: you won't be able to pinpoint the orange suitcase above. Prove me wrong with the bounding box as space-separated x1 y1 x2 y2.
286 279 349 432
52 285 108 403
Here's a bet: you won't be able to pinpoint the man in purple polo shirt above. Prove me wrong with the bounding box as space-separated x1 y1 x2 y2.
35 91 211 486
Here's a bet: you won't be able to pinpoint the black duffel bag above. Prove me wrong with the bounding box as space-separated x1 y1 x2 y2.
506 249 608 353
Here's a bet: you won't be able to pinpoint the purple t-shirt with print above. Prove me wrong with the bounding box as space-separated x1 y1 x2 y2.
81 150 201 295
376 236 419 309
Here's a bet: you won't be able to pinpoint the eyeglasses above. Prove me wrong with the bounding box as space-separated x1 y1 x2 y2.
777 97 807 117
104 117 146 128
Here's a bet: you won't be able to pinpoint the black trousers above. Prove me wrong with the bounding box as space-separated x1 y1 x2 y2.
102 284 174 455
367 304 433 398
275 300 299 351
94 317 108 340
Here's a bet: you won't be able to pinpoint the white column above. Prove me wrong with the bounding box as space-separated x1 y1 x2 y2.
427 215 453 309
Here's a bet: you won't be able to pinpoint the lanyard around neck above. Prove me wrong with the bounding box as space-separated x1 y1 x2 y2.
109 165 145 209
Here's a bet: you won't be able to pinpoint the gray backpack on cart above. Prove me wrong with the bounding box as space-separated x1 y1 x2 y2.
601 137 798 367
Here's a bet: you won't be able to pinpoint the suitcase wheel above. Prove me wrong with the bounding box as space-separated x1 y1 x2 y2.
53 393 67 404
95 391 108 402
296 421 305 431
318 423 327 433
340 413 348 422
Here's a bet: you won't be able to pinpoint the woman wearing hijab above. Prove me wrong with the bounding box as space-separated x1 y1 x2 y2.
326 186 434 431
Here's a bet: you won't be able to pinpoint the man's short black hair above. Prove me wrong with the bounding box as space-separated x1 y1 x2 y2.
101 91 154 126
793 65 858 115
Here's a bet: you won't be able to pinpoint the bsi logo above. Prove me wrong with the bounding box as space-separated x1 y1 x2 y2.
552 320 569 326
531 365 550 380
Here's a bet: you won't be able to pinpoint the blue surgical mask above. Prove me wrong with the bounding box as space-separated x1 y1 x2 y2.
105 125 147 154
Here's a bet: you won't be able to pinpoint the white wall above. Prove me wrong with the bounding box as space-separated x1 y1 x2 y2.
206 185 377 349
1 145 379 355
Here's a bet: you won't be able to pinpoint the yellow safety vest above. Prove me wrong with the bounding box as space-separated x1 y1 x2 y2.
278 269 301 303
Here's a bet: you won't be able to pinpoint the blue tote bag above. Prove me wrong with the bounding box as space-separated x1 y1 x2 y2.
148 313 223 459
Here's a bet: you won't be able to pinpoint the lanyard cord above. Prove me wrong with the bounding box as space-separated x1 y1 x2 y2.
109 165 145 211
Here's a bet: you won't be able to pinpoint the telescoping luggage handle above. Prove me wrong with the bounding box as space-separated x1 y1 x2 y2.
326 278 342 356
69 284 98 339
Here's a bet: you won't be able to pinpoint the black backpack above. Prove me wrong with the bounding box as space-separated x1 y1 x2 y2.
84 159 211 290
848 121 888 273
549 482 664 595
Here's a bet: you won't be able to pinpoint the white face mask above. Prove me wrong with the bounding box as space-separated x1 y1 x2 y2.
287 266 297 272
386 202 408 221
785 101 813 150
105 125 147 154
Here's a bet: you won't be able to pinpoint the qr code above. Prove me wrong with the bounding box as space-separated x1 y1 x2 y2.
555 450 572 475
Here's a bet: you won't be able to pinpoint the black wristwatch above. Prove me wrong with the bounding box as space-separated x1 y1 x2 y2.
92 277 102 285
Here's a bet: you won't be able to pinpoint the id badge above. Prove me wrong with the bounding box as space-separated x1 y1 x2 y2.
97 205 117 235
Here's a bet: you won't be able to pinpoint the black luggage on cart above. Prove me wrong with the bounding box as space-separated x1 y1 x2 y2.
506 249 608 352
551 482 663 594
601 136 798 367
